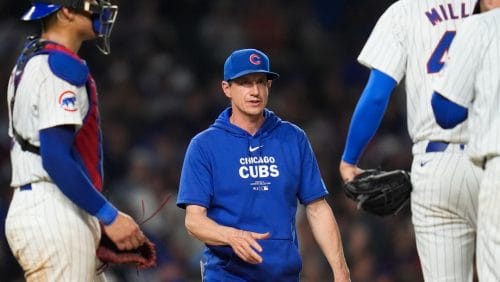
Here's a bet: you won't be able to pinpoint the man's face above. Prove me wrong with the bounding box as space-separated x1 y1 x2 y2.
71 0 99 40
222 73 272 120
76 16 95 41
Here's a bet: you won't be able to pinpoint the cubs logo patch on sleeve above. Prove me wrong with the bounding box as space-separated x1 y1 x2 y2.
58 90 78 112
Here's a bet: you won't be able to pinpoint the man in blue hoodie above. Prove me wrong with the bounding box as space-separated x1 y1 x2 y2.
177 48 350 282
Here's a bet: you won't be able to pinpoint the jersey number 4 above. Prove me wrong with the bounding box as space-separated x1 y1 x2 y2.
427 31 456 73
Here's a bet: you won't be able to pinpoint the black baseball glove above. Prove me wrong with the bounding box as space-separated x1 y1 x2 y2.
343 169 412 216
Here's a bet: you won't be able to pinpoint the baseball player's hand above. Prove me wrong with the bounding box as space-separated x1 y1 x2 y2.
227 228 270 264
339 160 363 183
102 211 146 251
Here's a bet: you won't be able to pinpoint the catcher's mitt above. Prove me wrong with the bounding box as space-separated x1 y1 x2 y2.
343 169 412 216
96 228 157 270
96 194 171 271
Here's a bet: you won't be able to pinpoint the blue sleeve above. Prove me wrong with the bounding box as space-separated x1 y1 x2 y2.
39 126 118 225
431 91 468 129
177 138 213 209
297 130 328 205
342 69 397 165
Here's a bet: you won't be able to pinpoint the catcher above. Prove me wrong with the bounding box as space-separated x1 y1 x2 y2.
4 1 155 280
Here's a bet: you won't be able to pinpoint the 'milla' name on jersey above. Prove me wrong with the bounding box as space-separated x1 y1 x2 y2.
426 2 472 25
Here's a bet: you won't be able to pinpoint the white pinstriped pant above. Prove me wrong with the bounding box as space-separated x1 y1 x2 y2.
5 181 106 282
411 146 481 282
477 157 500 282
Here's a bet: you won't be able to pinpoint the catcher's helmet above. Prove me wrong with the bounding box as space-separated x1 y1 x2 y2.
21 0 118 55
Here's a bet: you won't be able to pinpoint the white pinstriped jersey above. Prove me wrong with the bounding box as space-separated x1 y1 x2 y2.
434 8 500 163
7 55 89 187
358 0 476 145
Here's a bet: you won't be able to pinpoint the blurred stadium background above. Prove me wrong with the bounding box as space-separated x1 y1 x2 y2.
0 0 422 281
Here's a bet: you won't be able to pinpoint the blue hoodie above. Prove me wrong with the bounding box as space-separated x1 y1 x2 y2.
177 108 328 281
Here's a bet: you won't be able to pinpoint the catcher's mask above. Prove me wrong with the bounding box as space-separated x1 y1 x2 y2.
21 0 118 55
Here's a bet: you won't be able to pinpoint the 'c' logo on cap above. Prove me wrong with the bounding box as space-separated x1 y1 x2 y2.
249 54 262 65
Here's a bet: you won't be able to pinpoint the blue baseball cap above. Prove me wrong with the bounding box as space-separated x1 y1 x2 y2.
223 49 279 81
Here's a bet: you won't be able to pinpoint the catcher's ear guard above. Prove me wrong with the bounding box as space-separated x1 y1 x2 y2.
343 169 412 216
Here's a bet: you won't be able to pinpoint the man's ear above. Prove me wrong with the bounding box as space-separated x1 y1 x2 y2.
221 81 232 99
57 7 76 23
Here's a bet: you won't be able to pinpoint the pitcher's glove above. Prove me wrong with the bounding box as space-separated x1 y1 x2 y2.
96 228 157 270
343 169 412 216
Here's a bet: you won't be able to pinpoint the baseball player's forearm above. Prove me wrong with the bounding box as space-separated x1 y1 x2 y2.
184 207 250 248
40 126 118 225
306 199 350 280
342 69 396 164
185 204 270 264
185 204 239 245
431 91 468 129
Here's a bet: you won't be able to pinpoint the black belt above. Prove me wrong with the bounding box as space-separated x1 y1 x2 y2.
426 141 465 153
20 183 32 191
